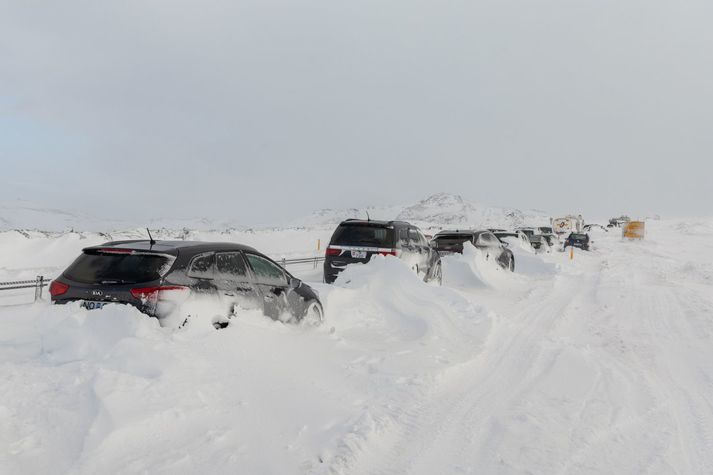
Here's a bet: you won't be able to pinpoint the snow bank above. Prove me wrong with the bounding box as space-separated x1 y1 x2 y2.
7 211 713 473
0 256 492 474
325 256 491 369
440 242 553 292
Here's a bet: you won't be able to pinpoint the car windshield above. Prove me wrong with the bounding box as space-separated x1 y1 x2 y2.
331 224 395 247
570 234 588 241
519 229 535 238
64 251 172 284
494 233 517 239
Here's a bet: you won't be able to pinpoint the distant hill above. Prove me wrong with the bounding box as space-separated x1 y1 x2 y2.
0 193 550 232
396 192 549 229
298 192 549 229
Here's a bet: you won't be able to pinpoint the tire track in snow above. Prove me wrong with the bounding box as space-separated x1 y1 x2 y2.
349 235 713 475
640 288 713 474
351 274 586 475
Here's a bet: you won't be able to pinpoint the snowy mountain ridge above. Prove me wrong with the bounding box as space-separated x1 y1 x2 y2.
299 192 550 229
0 193 550 232
396 192 549 228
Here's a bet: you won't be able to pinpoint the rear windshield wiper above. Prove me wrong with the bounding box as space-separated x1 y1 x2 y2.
100 279 135 284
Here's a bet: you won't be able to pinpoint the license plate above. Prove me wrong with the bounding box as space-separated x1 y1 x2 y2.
81 301 108 310
351 250 367 258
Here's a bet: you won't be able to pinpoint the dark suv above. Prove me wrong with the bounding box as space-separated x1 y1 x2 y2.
323 219 442 284
431 230 515 271
563 232 591 251
50 240 323 325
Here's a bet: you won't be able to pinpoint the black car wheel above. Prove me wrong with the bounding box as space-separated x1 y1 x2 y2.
429 261 443 286
302 300 324 326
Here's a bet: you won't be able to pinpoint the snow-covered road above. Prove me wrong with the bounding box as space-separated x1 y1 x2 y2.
1 219 712 474
354 221 713 474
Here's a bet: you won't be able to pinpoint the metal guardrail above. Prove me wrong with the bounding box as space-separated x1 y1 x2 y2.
280 256 325 269
0 276 48 302
0 256 325 302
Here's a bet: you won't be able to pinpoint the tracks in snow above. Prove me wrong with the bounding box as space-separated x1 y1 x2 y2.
342 240 713 474
348 273 589 475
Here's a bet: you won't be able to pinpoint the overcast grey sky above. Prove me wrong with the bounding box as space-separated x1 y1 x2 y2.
1 0 711 224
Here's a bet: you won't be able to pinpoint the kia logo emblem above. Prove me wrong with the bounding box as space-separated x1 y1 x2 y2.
92 290 103 296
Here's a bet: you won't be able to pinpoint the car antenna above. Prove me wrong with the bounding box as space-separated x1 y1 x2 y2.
146 227 156 246
366 210 370 221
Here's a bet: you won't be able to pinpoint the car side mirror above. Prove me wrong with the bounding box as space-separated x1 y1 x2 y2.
429 241 437 249
502 241 510 248
289 277 301 288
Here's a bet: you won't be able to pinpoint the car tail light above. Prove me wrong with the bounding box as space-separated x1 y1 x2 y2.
325 247 341 256
49 280 69 297
379 249 399 256
131 285 188 303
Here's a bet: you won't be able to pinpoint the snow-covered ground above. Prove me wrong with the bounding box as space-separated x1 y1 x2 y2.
1 217 713 474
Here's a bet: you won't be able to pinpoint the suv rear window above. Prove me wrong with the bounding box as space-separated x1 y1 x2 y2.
433 234 473 252
64 251 172 284
330 224 395 247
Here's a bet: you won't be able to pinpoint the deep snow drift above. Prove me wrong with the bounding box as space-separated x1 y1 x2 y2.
2 218 713 474
0 257 492 474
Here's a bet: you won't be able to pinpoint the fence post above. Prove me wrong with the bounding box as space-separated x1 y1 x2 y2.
35 275 44 302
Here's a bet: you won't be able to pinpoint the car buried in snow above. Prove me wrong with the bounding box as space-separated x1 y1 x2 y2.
540 233 559 248
431 230 515 271
607 216 631 228
493 230 532 251
515 227 546 251
323 219 442 284
49 240 324 326
583 223 608 233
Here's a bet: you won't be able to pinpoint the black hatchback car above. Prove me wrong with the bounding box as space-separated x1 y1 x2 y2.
50 240 323 324
563 232 591 251
323 219 442 284
431 230 515 271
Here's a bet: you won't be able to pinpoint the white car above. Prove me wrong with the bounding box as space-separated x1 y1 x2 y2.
493 231 534 253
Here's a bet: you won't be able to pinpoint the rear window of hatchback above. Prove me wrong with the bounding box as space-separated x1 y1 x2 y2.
63 251 172 284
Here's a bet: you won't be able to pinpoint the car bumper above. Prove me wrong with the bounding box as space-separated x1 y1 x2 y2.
323 263 343 284
52 297 155 316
